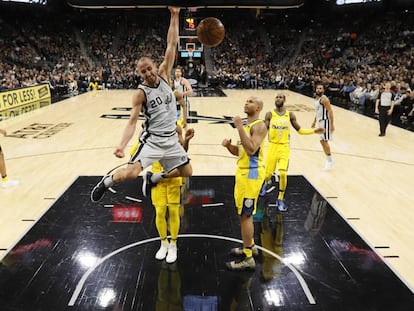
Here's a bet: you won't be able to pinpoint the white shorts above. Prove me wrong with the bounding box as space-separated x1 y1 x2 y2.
318 119 333 141
130 133 189 172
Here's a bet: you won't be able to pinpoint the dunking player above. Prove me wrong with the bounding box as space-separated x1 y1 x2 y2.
173 66 193 128
263 93 324 211
91 7 192 202
312 83 335 170
128 89 193 263
222 96 267 271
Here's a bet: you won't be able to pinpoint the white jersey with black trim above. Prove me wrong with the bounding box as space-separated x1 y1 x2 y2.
174 78 189 106
314 95 329 122
138 76 177 138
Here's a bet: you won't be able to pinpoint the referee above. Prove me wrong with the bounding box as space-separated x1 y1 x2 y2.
375 82 395 136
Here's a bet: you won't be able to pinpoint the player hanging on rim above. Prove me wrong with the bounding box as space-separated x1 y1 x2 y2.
91 6 192 202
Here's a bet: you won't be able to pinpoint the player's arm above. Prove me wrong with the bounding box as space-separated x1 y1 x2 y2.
114 90 144 158
290 112 324 135
0 128 6 136
222 138 238 156
388 95 395 115
222 116 242 157
264 111 272 129
181 78 193 97
183 128 194 151
321 95 335 132
158 7 180 82
177 125 194 152
236 117 267 156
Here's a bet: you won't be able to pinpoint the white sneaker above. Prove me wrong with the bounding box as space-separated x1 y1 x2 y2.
155 241 169 260
166 243 177 264
324 161 334 170
1 179 19 188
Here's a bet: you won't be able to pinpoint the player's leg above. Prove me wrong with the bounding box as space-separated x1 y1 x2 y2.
321 140 333 170
91 161 143 202
264 143 277 183
276 148 289 211
0 146 19 188
165 178 182 263
319 120 334 170
153 182 170 260
227 169 263 271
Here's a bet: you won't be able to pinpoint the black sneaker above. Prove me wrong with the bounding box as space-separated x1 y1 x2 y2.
91 175 111 202
226 256 256 271
142 171 155 197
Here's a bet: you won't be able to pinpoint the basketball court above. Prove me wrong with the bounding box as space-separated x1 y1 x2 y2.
0 89 413 309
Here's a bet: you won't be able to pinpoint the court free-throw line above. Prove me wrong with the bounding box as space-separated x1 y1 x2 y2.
68 233 315 306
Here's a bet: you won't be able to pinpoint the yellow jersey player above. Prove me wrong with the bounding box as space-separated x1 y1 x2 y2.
263 93 324 211
222 96 267 271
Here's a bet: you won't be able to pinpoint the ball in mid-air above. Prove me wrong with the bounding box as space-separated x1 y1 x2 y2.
196 17 225 47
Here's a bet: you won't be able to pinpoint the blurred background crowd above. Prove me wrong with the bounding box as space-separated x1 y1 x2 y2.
1 0 413 129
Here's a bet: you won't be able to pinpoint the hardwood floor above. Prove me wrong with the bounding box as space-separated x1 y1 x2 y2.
1 88 413 292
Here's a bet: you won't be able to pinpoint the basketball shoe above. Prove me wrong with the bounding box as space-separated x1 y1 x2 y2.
142 171 156 197
155 241 169 260
324 160 334 170
166 243 177 264
226 256 256 271
1 179 19 188
276 199 288 212
91 175 111 202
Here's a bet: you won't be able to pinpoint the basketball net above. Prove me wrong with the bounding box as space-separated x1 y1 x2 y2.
188 47 193 58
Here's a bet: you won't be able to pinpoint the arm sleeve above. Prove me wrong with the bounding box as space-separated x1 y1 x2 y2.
298 128 316 135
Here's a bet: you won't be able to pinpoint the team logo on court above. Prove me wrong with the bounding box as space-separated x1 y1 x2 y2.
102 108 237 127
8 122 73 139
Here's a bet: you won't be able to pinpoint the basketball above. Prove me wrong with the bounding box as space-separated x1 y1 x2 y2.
197 17 225 47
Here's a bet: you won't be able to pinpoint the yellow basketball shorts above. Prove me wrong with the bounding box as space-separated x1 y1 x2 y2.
234 167 265 216
152 177 182 206
265 143 290 179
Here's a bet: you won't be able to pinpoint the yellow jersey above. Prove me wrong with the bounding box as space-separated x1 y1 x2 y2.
237 119 265 170
268 109 290 145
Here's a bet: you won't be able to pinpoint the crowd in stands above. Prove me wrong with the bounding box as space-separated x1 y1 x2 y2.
0 4 413 128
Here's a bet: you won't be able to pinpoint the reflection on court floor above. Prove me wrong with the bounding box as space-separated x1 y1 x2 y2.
0 175 413 310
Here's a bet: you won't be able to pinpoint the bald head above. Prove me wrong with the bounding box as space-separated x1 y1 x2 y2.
250 96 263 111
136 57 159 86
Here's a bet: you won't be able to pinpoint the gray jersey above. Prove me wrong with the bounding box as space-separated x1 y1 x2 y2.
138 77 177 139
131 76 189 172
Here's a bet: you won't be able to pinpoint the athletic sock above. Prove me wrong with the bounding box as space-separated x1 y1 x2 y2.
103 175 114 187
151 172 166 183
243 246 253 258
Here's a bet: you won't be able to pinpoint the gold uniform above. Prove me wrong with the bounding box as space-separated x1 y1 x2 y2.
234 119 265 216
130 140 182 241
151 161 182 207
265 109 291 181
